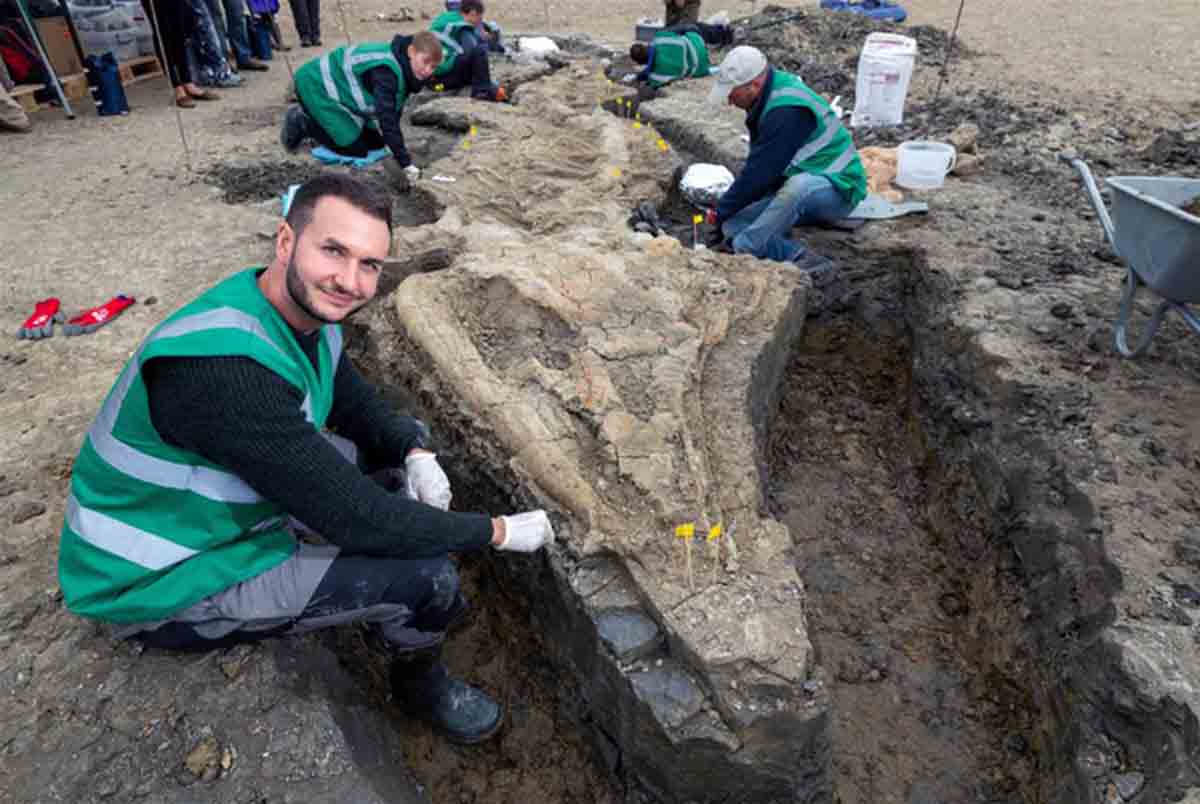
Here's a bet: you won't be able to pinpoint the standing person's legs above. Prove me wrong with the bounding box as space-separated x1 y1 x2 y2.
221 0 256 65
288 0 313 45
306 0 320 44
146 0 195 89
202 0 231 61
188 0 241 87
721 173 853 263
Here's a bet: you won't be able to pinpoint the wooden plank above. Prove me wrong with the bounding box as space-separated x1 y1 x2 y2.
11 83 46 113
61 72 89 102
118 55 163 86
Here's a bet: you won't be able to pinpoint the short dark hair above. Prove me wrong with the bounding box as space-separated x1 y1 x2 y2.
630 42 649 64
460 0 484 15
286 173 393 237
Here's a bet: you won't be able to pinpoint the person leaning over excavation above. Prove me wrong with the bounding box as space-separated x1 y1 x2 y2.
428 0 507 102
281 31 441 186
624 26 713 90
704 46 868 280
57 174 555 745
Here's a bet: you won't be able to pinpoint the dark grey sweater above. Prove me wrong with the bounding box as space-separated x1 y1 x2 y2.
143 328 492 558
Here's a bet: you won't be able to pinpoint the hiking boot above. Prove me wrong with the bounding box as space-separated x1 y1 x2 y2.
792 251 839 285
391 656 503 744
280 105 311 152
239 57 270 71
471 84 507 103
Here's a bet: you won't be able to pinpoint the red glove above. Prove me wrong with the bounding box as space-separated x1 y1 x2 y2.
64 295 136 336
16 298 63 340
705 207 718 226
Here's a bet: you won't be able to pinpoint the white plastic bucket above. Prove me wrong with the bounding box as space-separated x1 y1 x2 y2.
896 141 957 190
850 33 917 128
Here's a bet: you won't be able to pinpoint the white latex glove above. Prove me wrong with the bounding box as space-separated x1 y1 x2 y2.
404 452 451 510
621 72 638 84
496 510 555 552
404 164 421 182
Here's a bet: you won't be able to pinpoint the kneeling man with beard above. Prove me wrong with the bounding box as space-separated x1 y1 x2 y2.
56 173 555 745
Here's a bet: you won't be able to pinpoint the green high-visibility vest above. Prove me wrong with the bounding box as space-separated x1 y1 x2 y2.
647 31 710 89
293 42 408 147
57 269 341 623
430 11 475 77
761 70 868 208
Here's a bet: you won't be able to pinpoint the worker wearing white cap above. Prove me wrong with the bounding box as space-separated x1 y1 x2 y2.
704 46 867 277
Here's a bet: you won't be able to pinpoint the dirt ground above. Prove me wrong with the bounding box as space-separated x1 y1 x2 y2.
2 0 1199 803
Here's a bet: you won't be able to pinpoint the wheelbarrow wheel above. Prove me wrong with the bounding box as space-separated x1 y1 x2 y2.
1114 265 1172 358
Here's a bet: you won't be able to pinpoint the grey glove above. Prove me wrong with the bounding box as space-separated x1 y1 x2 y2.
621 73 638 84
496 510 555 552
404 452 451 510
404 164 421 182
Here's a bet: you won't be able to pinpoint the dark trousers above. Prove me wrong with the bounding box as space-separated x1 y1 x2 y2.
288 0 320 43
136 555 466 654
438 45 493 97
143 0 195 87
663 21 729 46
664 0 701 27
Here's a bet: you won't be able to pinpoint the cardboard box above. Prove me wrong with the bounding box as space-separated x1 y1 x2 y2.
35 16 84 78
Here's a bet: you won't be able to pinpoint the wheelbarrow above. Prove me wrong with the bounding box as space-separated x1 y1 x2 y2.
1064 156 1200 357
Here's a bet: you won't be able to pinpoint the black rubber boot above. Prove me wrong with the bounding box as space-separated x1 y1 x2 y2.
280 105 311 152
390 650 503 744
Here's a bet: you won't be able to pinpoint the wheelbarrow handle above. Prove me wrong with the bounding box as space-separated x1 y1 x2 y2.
1061 152 1118 252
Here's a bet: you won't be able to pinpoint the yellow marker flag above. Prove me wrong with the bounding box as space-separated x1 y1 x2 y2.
434 83 444 92
610 167 622 177
656 138 669 151
633 121 642 129
692 214 703 225
461 140 472 150
675 523 695 540
707 524 722 542
469 125 478 137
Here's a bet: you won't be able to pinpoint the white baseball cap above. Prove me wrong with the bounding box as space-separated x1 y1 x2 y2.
708 46 768 104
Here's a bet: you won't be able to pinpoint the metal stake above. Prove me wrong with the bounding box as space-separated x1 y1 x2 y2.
932 0 967 106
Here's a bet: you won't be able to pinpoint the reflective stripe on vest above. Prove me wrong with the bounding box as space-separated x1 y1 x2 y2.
66 494 199 571
767 85 858 177
435 30 463 54
649 34 703 85
81 306 343 515
318 45 402 117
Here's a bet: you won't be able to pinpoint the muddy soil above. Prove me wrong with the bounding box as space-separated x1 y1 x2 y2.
767 255 1037 804
203 157 449 227
329 557 626 804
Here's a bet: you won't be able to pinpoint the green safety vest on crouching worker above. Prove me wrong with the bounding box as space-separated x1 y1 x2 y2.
293 42 408 148
762 70 868 208
647 31 709 89
57 269 342 623
430 11 475 77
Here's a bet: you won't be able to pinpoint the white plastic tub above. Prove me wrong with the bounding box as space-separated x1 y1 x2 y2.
895 141 957 190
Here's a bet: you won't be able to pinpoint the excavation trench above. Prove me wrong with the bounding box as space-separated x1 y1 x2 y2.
767 251 1041 803
341 240 1070 803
